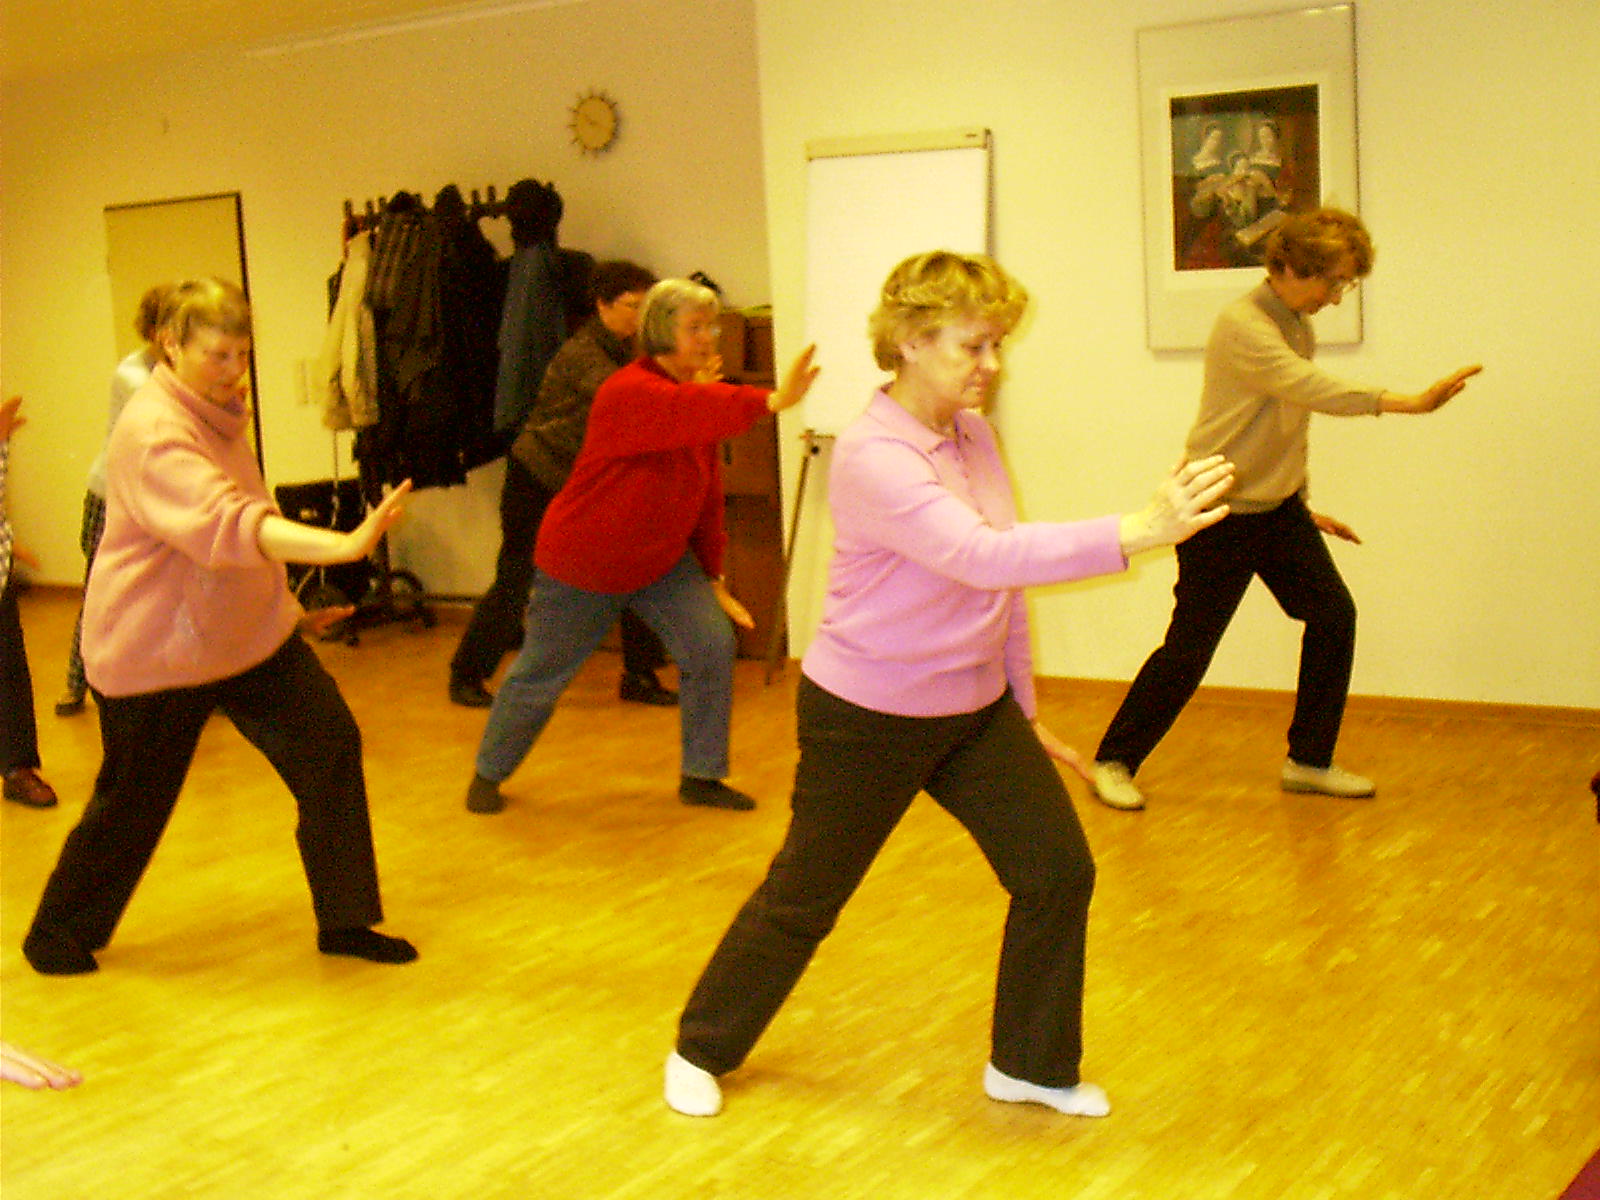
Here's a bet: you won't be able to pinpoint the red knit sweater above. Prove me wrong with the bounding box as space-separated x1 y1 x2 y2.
534 357 770 593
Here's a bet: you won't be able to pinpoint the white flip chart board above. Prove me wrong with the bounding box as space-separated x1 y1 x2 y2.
801 129 992 436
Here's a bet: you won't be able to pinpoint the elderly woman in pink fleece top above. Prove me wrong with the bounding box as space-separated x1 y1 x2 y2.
24 277 416 976
665 251 1234 1120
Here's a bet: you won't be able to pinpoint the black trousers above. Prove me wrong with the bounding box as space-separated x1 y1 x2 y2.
1096 494 1357 774
677 678 1096 1087
449 456 666 686
28 636 384 951
0 575 41 774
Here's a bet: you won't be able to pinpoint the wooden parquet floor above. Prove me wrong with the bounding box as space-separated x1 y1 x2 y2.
2 586 1596 1199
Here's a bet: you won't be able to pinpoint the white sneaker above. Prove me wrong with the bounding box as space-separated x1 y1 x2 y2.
1091 762 1146 810
1280 760 1375 798
664 1051 723 1117
983 1063 1110 1117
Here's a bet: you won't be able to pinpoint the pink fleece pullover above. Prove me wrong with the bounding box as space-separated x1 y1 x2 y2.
82 364 300 697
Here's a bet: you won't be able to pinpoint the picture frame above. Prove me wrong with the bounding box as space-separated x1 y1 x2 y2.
1138 4 1360 350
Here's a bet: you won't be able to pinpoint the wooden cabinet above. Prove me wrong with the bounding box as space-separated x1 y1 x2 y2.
717 309 784 660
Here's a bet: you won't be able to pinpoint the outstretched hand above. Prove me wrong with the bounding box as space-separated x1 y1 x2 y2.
1119 455 1235 557
1417 364 1481 412
347 480 413 560
767 344 820 414
1383 364 1482 414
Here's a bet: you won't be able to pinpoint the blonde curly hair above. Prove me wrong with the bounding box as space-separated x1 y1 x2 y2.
868 251 1028 371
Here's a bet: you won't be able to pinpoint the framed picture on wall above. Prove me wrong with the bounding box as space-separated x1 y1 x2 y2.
1138 5 1359 350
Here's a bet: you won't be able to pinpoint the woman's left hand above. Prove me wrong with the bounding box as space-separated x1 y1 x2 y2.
711 578 755 629
1312 511 1361 544
299 605 355 639
1033 720 1094 785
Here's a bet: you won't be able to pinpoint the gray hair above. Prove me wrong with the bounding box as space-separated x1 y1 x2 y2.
638 278 720 356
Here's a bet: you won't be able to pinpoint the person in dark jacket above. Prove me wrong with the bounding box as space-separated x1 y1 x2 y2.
448 260 675 708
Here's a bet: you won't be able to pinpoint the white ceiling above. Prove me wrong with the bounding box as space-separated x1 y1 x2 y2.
0 0 570 83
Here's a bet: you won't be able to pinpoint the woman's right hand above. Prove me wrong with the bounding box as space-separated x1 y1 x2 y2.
766 344 820 414
1118 455 1235 556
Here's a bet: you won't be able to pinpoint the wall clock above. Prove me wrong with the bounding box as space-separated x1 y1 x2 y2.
569 90 619 155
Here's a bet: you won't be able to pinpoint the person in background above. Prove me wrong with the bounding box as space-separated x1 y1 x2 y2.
22 278 418 975
449 260 677 709
464 279 819 816
1 395 59 808
664 251 1234 1119
57 284 172 717
1091 207 1481 812
0 409 83 1089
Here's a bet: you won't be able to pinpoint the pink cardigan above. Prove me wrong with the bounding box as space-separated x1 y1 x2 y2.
82 365 300 697
801 391 1127 720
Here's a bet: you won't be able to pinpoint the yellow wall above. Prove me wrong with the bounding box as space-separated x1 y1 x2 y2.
3 0 1597 707
0 0 770 595
755 0 1600 708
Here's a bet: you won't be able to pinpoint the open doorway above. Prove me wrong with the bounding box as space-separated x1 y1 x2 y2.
103 192 260 467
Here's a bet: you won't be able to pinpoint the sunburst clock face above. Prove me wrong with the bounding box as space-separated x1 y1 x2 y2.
570 90 619 155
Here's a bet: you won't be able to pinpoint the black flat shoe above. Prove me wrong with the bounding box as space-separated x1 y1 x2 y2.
620 672 678 707
4 768 58 808
23 924 98 975
466 773 505 814
317 927 418 964
680 778 756 811
449 680 494 708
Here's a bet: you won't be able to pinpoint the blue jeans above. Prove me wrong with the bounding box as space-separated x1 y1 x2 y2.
475 552 735 784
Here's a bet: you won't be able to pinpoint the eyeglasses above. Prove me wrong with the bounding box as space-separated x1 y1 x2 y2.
680 320 721 339
1325 276 1360 298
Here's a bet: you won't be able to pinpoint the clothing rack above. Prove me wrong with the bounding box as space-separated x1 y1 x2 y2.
319 184 522 644
321 180 564 641
341 185 514 240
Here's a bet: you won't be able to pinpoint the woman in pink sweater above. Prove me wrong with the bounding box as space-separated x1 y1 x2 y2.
665 251 1234 1119
24 278 416 975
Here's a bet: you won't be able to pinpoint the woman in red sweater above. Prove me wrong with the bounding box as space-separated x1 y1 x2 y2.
466 279 816 815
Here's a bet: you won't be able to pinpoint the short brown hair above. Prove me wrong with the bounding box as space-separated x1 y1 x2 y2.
160 278 252 348
590 260 657 306
1265 207 1375 279
868 251 1028 371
